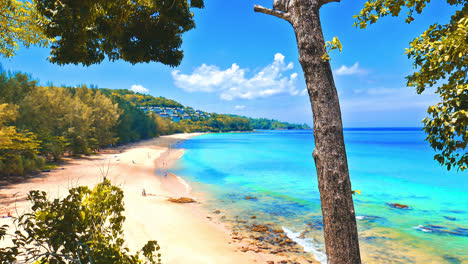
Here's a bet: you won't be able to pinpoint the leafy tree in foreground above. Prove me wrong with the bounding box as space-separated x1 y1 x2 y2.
33 0 204 66
0 179 161 263
0 0 50 58
254 0 361 263
355 0 467 171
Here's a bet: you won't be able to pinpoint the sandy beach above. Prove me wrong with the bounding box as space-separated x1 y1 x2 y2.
0 133 318 264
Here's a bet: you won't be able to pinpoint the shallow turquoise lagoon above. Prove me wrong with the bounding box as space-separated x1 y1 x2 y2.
172 129 467 263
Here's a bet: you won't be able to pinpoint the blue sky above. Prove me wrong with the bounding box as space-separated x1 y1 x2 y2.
0 0 457 127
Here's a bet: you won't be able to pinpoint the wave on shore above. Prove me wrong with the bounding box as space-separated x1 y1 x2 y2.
282 226 327 264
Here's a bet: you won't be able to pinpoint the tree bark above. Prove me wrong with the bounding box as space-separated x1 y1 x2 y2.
255 1 361 263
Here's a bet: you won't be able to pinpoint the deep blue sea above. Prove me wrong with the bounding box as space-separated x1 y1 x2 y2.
172 129 467 263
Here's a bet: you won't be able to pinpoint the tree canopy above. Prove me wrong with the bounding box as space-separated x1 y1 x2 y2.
355 0 468 171
0 0 50 58
33 0 204 66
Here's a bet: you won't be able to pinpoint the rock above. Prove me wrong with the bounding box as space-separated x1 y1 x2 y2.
272 229 284 233
387 202 409 209
444 216 456 221
251 215 257 219
245 196 258 200
167 197 196 203
299 230 309 238
213 210 221 214
251 224 269 233
267 261 275 264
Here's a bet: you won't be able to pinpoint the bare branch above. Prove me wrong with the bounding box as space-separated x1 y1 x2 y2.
254 5 291 23
319 0 340 7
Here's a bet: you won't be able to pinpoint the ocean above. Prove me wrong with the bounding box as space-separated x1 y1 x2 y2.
172 129 467 263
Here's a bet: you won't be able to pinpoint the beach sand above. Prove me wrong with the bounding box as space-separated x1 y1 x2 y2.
0 133 318 264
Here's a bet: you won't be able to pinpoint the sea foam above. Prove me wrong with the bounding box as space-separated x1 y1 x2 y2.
282 226 327 264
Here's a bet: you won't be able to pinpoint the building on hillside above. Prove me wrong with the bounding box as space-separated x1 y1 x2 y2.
171 114 181 122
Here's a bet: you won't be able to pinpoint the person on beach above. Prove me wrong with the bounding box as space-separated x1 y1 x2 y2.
142 189 146 196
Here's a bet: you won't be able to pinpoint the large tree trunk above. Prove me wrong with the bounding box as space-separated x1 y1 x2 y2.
254 1 361 263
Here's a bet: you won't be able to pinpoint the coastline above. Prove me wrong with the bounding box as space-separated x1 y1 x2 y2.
0 133 318 264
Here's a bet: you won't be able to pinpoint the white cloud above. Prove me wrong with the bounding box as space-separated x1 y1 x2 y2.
131 84 149 93
235 105 246 110
172 53 299 100
335 62 367 76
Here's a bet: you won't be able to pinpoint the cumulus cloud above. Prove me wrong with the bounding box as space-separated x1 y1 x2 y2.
131 84 149 93
335 62 367 76
171 53 299 100
235 105 246 110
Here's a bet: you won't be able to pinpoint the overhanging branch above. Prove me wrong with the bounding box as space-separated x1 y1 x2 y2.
254 5 291 23
319 0 340 7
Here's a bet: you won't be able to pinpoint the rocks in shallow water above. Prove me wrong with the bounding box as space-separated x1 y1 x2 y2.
167 197 196 203
251 215 257 219
298 230 309 239
443 216 457 221
272 229 284 233
213 209 221 214
251 224 269 233
443 255 462 264
415 225 468 237
245 195 258 200
386 202 409 209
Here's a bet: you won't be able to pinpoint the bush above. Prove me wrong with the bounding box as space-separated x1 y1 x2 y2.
0 179 162 263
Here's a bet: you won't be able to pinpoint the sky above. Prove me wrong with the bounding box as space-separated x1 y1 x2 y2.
0 0 458 127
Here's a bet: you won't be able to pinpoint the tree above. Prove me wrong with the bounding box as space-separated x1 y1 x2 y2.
33 0 204 66
0 0 50 58
254 0 361 263
0 179 162 263
354 0 467 171
0 103 43 177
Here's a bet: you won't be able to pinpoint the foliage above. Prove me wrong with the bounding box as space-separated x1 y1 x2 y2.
0 103 43 176
0 179 162 263
355 0 468 171
101 88 183 108
0 72 38 104
322 36 343 61
248 117 311 130
110 94 159 144
0 0 50 58
34 0 204 66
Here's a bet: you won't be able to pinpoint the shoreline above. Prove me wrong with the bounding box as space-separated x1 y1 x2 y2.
0 133 318 264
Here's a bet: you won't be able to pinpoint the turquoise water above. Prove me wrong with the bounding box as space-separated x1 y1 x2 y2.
173 129 467 263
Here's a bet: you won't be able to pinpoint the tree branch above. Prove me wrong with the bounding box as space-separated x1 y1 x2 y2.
319 0 340 7
254 5 291 23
